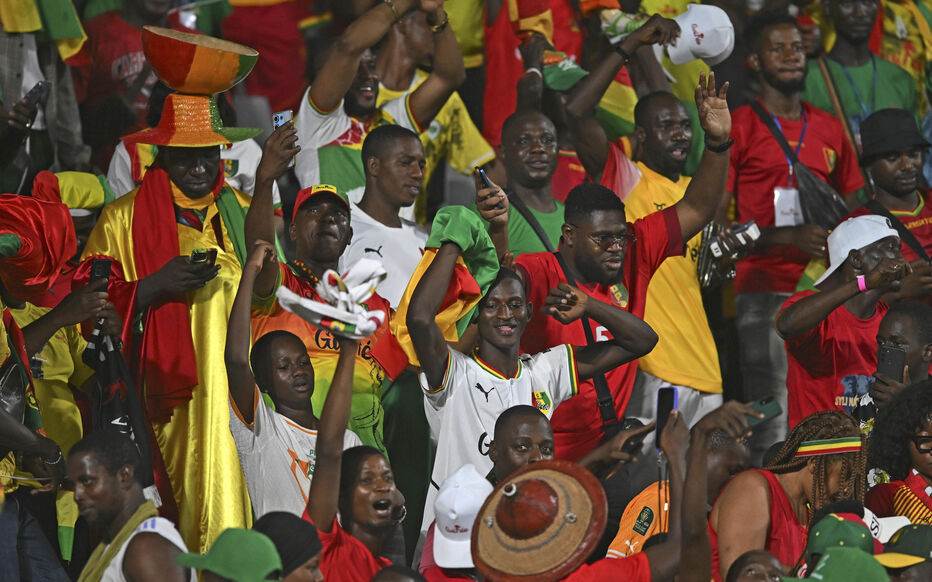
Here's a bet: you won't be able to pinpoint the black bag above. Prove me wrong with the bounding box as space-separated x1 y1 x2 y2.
751 102 850 231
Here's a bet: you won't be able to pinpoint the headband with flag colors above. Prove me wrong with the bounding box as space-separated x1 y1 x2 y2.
795 437 863 458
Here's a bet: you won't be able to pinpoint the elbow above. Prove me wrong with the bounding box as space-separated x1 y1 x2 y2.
634 326 659 358
405 307 433 335
333 34 365 60
774 312 792 341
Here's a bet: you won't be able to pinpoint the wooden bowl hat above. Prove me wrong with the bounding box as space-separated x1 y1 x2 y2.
122 26 260 147
471 460 607 581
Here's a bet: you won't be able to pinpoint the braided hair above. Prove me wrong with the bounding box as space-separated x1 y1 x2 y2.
763 410 867 513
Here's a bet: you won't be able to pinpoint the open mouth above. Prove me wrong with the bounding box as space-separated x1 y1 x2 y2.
357 84 376 99
373 499 392 515
669 147 689 161
495 323 517 336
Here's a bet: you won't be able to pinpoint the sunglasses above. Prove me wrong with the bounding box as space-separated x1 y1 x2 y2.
567 224 636 250
911 436 932 453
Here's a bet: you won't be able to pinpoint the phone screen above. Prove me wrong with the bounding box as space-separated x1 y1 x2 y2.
877 346 907 381
655 387 678 448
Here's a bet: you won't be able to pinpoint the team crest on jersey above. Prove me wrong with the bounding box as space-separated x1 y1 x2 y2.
633 506 654 535
609 283 628 308
823 148 837 172
223 159 239 178
533 391 552 413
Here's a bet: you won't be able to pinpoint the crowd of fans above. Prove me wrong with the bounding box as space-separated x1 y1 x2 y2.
6 0 932 579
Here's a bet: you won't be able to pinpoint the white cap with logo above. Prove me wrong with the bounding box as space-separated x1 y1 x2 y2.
433 464 494 569
667 4 735 66
814 215 900 286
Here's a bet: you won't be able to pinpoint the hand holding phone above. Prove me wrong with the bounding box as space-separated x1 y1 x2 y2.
271 110 295 169
189 248 218 266
475 167 504 210
89 258 112 286
876 345 907 383
655 387 678 450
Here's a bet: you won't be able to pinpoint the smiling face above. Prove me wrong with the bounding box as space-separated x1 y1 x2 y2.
869 148 924 199
637 95 693 180
345 49 380 119
67 452 126 530
263 335 314 410
829 0 878 45
160 145 222 199
563 209 630 285
476 278 531 352
290 196 352 264
490 415 555 482
370 136 426 208
500 113 559 189
753 23 807 95
350 454 402 532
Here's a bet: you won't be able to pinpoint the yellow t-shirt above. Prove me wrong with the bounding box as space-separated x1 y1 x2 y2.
447 0 485 67
607 481 669 558
622 162 722 393
880 0 932 108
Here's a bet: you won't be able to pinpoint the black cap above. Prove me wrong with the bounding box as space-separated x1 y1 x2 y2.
860 108 930 165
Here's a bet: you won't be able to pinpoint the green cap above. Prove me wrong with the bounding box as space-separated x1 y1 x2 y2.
875 524 932 569
176 529 282 581
806 513 875 562
783 547 887 581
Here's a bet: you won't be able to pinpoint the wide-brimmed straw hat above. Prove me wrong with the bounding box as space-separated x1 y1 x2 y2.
471 460 606 581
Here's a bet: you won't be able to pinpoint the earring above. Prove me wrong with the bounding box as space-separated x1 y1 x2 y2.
393 504 407 523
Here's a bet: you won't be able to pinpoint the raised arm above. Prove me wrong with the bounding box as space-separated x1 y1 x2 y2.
305 337 358 531
406 242 461 389
474 171 510 261
224 241 276 424
544 283 657 380
245 123 299 296
673 72 731 242
408 1 466 127
711 471 773 579
308 0 420 113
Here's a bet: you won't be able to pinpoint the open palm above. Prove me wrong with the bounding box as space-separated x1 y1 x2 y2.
695 71 731 142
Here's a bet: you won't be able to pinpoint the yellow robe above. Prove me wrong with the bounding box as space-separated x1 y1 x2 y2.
81 183 251 552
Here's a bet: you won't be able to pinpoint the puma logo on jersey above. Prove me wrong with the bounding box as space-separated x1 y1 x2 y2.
365 245 384 257
474 382 495 402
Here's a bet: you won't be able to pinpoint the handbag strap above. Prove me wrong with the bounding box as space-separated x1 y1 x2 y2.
865 200 931 261
507 190 556 253
553 251 619 427
750 101 801 166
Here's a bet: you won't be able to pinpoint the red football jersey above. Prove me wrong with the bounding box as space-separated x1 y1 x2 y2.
846 191 932 262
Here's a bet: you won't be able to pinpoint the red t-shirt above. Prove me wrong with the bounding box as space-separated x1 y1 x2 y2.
845 192 932 262
552 149 589 202
302 514 392 581
865 481 901 517
562 552 650 581
728 101 864 294
780 290 887 427
515 207 683 461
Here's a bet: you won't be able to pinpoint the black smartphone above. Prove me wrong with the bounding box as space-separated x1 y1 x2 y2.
89 258 112 286
475 167 504 209
746 396 782 427
23 81 50 108
877 345 907 382
655 387 678 449
620 419 649 455
189 248 217 266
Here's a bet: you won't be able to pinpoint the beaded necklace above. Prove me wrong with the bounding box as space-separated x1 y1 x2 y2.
289 259 320 287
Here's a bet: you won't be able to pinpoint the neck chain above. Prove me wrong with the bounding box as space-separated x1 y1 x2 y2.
290 259 319 286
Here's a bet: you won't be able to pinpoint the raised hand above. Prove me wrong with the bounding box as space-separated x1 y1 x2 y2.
544 282 589 324
694 401 762 441
51 279 110 327
474 170 509 230
245 240 277 274
625 14 680 48
695 71 731 145
790 224 828 260
866 254 909 291
151 255 220 296
256 120 300 184
519 33 551 71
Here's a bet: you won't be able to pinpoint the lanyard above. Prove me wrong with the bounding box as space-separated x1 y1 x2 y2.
771 108 808 180
840 56 878 118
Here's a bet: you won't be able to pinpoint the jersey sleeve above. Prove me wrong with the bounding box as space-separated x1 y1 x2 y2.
632 206 685 277
381 93 423 133
531 344 580 406
419 346 467 408
606 483 667 559
342 429 363 449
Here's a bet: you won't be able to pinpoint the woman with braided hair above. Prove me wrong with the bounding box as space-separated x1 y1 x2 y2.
707 410 867 580
865 380 932 524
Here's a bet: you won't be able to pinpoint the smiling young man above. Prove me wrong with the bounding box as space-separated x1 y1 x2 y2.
407 241 658 535
68 431 194 582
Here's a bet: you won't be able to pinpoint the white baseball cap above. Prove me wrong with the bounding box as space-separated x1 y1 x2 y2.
667 4 735 66
862 507 911 544
433 464 493 569
814 215 900 286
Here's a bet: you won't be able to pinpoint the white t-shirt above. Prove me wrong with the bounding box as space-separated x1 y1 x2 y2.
106 139 281 203
342 202 427 308
293 91 419 203
419 345 579 532
100 516 195 582
229 388 362 517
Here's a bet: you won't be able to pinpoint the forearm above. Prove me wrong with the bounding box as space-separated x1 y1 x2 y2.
628 44 669 96
0 407 47 455
489 225 509 262
516 71 544 111
22 310 67 357
318 341 357 452
565 52 626 119
587 298 657 356
679 431 711 582
225 266 258 373
775 280 859 339
341 0 418 55
245 176 277 251
407 243 460 386
677 148 729 241
429 20 467 89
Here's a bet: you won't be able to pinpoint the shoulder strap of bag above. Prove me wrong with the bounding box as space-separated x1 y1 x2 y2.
553 251 619 429
508 190 556 253
865 199 931 261
750 100 801 165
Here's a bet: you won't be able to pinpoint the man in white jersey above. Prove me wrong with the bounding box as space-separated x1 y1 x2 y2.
226 241 361 517
67 431 194 582
406 241 659 535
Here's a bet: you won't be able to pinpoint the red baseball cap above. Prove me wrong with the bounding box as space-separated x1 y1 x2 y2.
292 184 350 222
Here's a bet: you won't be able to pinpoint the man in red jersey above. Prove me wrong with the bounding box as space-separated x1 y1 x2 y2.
514 72 731 461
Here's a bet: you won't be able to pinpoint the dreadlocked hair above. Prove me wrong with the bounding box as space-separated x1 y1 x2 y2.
762 410 867 513
869 380 932 480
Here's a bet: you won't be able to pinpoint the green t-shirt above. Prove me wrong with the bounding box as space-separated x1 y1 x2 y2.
506 199 565 257
800 56 918 145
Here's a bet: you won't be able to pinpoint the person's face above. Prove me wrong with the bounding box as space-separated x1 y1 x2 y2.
732 550 783 582
67 452 126 529
500 115 559 189
490 416 555 482
637 97 692 178
891 561 932 582
160 145 221 199
753 24 807 95
878 313 931 384
370 137 426 208
706 443 750 507
829 0 878 44
855 236 902 274
908 419 932 481
345 49 380 119
283 552 323 582
72 213 97 259
265 335 314 410
563 209 631 285
869 148 924 198
819 458 852 502
351 454 402 531
402 12 434 63
290 197 352 264
476 279 531 351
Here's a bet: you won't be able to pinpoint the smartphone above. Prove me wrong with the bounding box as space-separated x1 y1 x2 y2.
620 418 648 455
877 345 907 382
475 167 504 209
189 248 217 266
710 220 761 258
746 396 782 427
655 387 678 449
23 80 50 108
272 110 295 168
89 258 112 286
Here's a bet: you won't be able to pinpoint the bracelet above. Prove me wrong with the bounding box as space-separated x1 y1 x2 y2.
384 0 400 22
525 67 542 78
42 451 63 465
857 274 868 292
613 44 633 64
705 138 734 153
429 9 449 32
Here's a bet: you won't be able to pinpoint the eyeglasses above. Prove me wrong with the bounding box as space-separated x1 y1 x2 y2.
912 436 932 453
566 224 636 250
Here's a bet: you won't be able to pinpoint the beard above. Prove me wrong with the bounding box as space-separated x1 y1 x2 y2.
761 65 808 96
575 252 623 286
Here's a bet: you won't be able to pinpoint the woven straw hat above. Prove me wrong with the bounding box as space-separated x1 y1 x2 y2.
471 460 607 581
